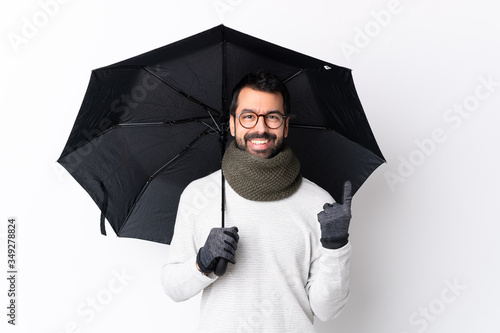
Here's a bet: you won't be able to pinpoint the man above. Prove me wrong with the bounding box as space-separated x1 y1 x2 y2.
161 71 352 332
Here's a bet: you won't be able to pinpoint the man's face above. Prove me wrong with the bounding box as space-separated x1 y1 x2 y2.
229 87 289 159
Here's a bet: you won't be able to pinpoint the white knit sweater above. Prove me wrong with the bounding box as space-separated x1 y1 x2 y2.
161 170 351 332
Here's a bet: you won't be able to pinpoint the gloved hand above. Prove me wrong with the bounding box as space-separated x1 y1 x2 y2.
317 181 352 249
196 226 239 274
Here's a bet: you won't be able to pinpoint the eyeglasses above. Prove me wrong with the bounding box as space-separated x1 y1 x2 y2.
235 111 287 129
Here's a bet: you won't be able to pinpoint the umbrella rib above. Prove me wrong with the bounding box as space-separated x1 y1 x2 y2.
61 117 217 156
118 129 213 234
201 120 220 133
116 116 214 127
116 118 220 134
282 68 306 84
289 123 331 131
208 106 223 131
141 66 221 117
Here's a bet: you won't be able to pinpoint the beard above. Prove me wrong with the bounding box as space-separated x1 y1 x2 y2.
234 132 284 159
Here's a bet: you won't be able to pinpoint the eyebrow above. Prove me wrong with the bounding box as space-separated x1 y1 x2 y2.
240 109 282 114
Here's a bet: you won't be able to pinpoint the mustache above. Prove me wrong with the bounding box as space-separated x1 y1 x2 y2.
244 132 276 141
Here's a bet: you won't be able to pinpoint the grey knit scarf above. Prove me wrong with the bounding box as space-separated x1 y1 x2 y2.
222 141 302 201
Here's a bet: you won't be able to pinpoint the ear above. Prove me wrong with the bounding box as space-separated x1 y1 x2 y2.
229 115 235 137
283 117 289 138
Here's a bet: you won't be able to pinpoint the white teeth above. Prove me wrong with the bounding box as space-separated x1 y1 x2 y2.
250 140 269 145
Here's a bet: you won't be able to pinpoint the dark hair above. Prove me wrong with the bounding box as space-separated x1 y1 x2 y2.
229 70 290 116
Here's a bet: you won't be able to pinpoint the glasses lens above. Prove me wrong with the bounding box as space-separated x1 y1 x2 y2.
264 113 284 129
239 112 258 128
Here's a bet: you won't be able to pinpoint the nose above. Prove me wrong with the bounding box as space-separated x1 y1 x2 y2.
253 115 267 132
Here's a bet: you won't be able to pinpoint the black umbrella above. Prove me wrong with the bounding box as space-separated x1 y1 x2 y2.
58 24 384 247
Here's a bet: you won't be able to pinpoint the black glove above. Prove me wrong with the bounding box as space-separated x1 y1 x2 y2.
196 226 239 274
317 181 352 249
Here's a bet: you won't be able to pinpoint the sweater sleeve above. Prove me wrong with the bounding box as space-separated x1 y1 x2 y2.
160 189 218 302
161 254 217 302
306 241 351 322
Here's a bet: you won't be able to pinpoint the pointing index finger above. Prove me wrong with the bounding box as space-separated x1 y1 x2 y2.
342 181 353 206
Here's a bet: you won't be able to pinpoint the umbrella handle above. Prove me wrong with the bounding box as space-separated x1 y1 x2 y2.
214 258 228 276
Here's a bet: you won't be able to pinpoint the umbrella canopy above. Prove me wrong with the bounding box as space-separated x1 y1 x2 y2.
58 24 384 244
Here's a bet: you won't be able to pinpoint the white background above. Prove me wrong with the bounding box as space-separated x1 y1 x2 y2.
1 0 499 332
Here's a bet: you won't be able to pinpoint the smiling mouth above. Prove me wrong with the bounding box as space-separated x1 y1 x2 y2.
249 139 270 145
